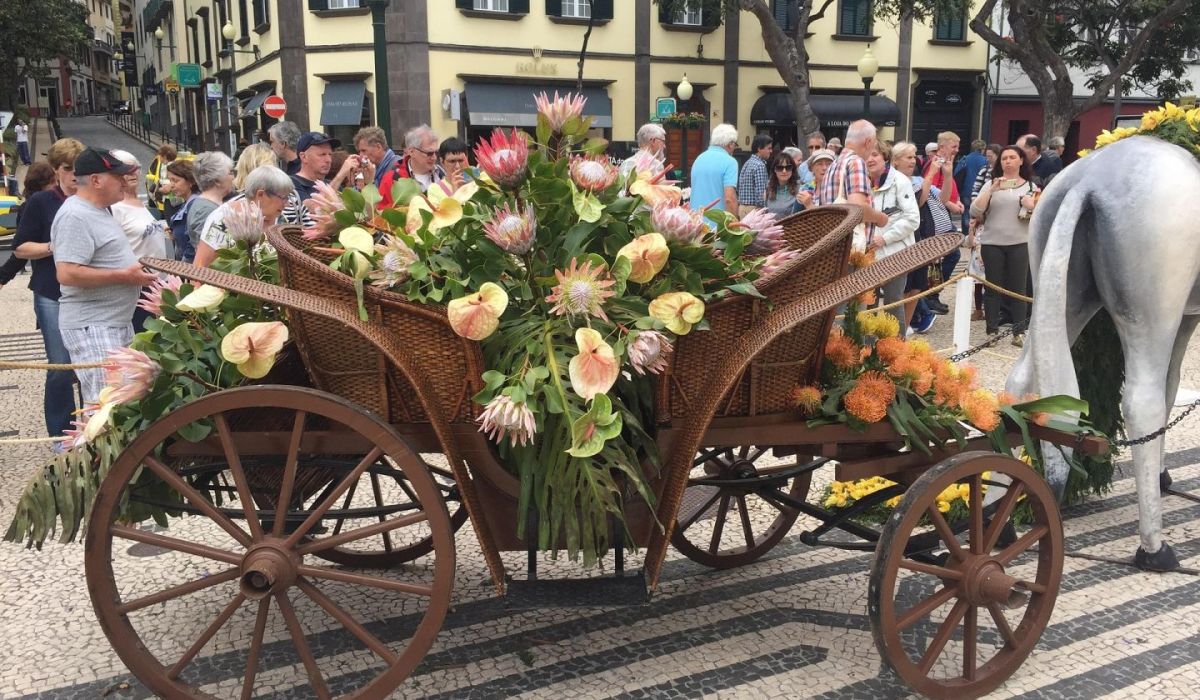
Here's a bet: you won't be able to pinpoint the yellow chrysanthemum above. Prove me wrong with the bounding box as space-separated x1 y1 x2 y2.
1141 109 1164 131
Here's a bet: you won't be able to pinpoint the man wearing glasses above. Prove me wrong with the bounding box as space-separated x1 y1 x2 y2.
379 125 445 208
797 131 826 185
619 123 667 179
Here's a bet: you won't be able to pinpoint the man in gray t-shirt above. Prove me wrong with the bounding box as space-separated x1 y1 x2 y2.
52 148 158 405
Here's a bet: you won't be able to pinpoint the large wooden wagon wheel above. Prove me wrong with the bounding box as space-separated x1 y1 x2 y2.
671 446 813 568
85 386 455 699
868 451 1063 699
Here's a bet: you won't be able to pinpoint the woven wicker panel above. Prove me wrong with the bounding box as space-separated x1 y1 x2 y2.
659 206 858 422
271 227 484 425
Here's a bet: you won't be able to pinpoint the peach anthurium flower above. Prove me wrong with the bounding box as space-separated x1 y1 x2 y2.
83 401 115 442
617 233 670 284
628 169 683 207
649 291 706 335
568 327 620 401
220 321 290 379
175 284 227 313
447 282 509 341
338 226 374 254
405 180 476 234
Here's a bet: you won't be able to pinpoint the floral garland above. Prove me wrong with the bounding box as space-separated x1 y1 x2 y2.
1079 102 1200 158
660 111 708 128
302 92 792 565
5 205 288 547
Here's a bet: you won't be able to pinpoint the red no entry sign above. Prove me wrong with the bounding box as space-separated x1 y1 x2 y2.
262 95 287 119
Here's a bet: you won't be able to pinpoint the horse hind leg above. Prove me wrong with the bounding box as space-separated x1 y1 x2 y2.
1158 315 1200 492
1124 323 1183 571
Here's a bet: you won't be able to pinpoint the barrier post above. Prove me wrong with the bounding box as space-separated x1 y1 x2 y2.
953 276 974 355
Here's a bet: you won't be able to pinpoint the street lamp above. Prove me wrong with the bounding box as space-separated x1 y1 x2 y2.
677 74 693 186
221 20 261 157
857 45 879 120
363 0 392 144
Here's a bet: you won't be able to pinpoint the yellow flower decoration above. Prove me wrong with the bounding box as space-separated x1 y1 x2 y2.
220 321 290 379
617 233 670 284
649 291 705 335
175 284 227 313
446 282 509 341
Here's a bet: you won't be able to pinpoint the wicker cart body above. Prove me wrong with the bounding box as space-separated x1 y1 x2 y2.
79 206 1108 700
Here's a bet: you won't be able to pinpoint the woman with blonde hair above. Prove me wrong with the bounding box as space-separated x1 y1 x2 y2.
865 139 921 333
234 143 277 191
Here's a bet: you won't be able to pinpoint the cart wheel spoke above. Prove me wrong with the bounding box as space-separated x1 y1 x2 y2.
963 604 978 681
111 524 242 565
241 598 271 700
143 455 253 548
369 471 395 553
982 482 1025 553
298 565 434 597
329 480 359 537
214 414 263 540
969 474 983 555
299 511 430 555
708 495 731 554
284 447 383 547
298 578 399 666
678 488 722 531
116 567 241 614
1015 578 1047 594
897 584 959 631
987 602 1018 647
736 496 756 549
996 525 1049 565
275 591 331 700
272 410 308 537
167 593 246 679
917 598 969 675
926 505 965 562
896 558 963 581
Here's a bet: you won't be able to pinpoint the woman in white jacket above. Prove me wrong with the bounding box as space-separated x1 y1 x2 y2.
866 141 921 331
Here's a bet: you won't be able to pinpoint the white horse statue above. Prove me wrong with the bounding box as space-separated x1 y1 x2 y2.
1008 135 1200 571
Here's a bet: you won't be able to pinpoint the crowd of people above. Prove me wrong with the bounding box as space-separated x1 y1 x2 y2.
688 119 1065 345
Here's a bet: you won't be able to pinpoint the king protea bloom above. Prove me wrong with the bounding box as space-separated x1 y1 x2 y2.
478 394 537 447
628 330 673 375
220 321 290 379
137 275 183 316
102 347 161 405
758 248 802 278
629 169 683 207
370 236 417 288
535 91 587 132
221 198 267 245
474 128 530 189
546 258 616 321
569 155 618 193
176 284 227 313
624 149 665 178
302 180 346 241
738 208 786 254
651 202 708 243
617 233 669 283
482 201 536 254
447 282 509 341
649 291 706 335
568 327 620 401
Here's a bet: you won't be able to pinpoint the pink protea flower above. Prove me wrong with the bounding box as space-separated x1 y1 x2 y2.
624 149 665 178
569 155 619 193
546 258 616 321
758 248 802 278
482 201 537 254
61 417 89 450
738 208 786 254
628 330 673 376
651 202 708 244
102 347 161 405
221 198 267 245
137 275 183 316
568 328 620 400
474 128 530 189
302 180 346 241
370 235 417 288
478 394 537 447
534 91 588 133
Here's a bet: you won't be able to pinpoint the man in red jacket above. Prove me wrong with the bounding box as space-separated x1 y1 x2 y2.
379 124 445 208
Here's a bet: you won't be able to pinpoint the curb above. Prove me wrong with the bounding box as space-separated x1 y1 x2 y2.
106 118 164 152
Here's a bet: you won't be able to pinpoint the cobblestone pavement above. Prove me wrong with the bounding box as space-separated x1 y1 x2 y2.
4 117 1200 698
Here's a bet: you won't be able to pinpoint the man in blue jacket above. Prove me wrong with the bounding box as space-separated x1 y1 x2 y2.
954 139 989 231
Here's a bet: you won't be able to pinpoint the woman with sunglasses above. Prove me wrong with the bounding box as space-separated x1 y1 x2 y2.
763 152 812 218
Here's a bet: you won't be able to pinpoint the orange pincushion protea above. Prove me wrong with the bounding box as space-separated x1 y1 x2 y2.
856 370 897 404
998 390 1019 406
885 355 924 383
961 389 1001 432
844 385 888 423
913 370 935 396
792 385 823 415
825 330 861 370
849 249 876 268
875 336 907 364
1031 412 1051 426
858 289 877 305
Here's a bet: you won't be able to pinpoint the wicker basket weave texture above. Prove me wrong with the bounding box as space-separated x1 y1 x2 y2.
270 227 484 426
659 206 858 422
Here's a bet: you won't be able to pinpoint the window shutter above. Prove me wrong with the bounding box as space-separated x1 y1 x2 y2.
773 0 791 30
455 0 472 9
545 0 562 16
510 0 530 13
308 0 328 10
839 0 868 35
592 0 613 20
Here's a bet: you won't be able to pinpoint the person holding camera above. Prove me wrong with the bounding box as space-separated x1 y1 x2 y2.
866 140 921 333
969 145 1039 347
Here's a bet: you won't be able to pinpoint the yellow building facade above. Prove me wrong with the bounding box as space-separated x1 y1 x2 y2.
136 1 988 155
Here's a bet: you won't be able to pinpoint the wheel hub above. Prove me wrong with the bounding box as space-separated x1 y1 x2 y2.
239 540 300 600
960 556 1021 607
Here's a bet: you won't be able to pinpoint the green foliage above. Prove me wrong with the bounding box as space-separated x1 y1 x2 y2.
1069 309 1123 503
0 0 89 110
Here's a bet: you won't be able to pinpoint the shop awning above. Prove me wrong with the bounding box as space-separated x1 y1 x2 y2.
320 81 366 126
242 88 273 116
751 92 900 129
465 82 613 128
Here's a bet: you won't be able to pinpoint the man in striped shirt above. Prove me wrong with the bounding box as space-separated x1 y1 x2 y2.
819 120 890 245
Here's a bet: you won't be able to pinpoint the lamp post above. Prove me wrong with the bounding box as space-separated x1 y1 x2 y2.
222 20 261 157
857 45 879 121
677 73 693 186
363 0 392 143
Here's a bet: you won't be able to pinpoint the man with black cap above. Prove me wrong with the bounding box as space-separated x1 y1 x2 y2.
290 131 340 202
52 147 158 405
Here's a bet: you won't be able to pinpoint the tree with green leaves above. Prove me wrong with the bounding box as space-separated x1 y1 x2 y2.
655 0 968 140
0 0 89 111
968 0 1200 139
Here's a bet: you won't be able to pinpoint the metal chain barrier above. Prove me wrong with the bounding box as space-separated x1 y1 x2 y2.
949 327 1015 362
1111 399 1200 448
